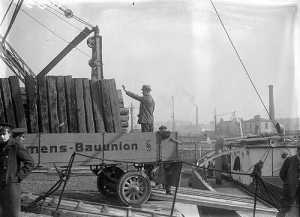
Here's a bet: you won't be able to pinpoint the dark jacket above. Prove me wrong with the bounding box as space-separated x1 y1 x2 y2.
1 138 34 184
279 155 300 201
125 91 155 124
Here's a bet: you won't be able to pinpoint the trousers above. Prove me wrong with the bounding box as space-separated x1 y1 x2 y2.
0 183 20 217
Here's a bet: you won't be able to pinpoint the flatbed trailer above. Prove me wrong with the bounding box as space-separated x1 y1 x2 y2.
23 131 179 207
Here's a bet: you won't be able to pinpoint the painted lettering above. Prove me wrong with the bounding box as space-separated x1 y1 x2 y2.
60 145 67 152
26 146 38 154
50 145 57 153
76 143 83 152
41 146 48 153
85 145 92 151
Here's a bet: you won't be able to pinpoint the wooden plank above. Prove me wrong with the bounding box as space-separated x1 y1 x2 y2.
47 76 59 133
107 79 122 132
0 84 5 123
56 76 68 133
25 77 39 133
64 76 77 133
74 78 86 133
90 81 105 132
37 76 49 132
1 78 16 127
120 107 129 116
8 76 26 128
82 79 95 133
100 80 114 132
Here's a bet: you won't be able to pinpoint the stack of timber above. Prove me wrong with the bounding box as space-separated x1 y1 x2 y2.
117 89 129 133
0 76 124 133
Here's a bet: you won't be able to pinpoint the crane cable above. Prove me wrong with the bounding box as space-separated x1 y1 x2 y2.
42 3 82 31
50 2 93 28
0 0 14 26
208 0 277 129
20 8 91 58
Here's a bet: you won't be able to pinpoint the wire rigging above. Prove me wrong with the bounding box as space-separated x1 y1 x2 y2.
50 2 93 28
2 0 23 43
20 8 91 58
208 0 277 128
0 0 14 26
43 4 82 31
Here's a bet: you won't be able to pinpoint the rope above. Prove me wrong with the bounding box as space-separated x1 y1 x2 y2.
0 0 14 26
2 0 23 43
208 0 277 128
19 8 91 58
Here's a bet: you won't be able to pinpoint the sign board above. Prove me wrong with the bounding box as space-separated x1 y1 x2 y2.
23 132 178 167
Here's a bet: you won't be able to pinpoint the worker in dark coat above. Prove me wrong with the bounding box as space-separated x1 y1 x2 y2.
276 142 300 217
0 125 34 217
122 84 155 132
155 125 182 195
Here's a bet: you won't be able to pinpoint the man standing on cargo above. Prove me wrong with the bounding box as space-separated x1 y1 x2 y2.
276 142 300 217
0 124 34 217
122 84 155 132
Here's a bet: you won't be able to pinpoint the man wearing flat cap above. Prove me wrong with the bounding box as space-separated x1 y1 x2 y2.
122 84 155 132
277 140 300 217
0 125 34 217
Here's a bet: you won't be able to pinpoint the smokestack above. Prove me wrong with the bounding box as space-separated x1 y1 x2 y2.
268 85 275 121
196 105 199 127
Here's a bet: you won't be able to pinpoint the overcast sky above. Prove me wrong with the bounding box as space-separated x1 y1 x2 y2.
0 0 299 124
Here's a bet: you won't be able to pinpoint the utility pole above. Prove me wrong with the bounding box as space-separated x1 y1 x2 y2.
172 96 175 131
130 103 134 132
214 108 217 135
195 105 199 127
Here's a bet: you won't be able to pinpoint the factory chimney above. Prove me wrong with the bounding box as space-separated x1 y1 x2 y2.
268 85 275 121
196 105 199 127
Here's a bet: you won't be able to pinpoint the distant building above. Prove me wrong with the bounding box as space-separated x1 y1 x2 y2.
216 118 241 138
242 115 276 136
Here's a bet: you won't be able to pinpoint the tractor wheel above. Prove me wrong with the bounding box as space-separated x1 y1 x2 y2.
117 171 151 207
97 166 124 197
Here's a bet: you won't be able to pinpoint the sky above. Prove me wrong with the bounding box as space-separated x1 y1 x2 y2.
0 0 299 125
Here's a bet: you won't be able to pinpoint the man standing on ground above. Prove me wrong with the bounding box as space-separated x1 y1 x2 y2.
276 142 300 217
0 125 34 217
122 84 155 132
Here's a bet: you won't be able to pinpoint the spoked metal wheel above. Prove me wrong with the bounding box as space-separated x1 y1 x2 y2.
97 166 124 197
117 171 151 207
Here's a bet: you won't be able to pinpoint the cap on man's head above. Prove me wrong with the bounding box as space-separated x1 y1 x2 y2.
0 123 13 134
0 122 13 129
142 85 151 91
159 125 167 130
11 128 26 137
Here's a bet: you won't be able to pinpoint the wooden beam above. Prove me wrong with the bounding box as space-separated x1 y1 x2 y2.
56 76 68 133
0 83 5 123
82 79 95 133
107 79 121 133
90 81 105 132
1 78 16 127
74 78 86 133
8 76 26 128
64 76 77 133
47 76 59 133
25 77 39 132
37 76 49 132
100 80 114 132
